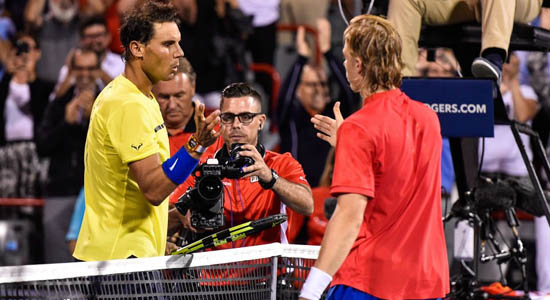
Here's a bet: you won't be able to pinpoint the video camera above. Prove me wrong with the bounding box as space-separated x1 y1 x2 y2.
445 174 549 226
175 143 254 229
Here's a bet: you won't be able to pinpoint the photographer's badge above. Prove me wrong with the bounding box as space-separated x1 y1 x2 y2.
250 176 259 183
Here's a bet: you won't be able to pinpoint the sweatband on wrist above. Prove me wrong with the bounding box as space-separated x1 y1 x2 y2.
299 267 332 300
161 147 199 184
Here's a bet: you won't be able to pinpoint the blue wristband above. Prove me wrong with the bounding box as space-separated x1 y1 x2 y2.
162 147 199 184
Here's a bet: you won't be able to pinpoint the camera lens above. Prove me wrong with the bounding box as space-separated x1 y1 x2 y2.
230 143 245 159
197 175 223 202
229 143 254 168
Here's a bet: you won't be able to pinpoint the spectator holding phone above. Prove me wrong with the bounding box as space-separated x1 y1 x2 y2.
0 34 53 198
1 34 52 145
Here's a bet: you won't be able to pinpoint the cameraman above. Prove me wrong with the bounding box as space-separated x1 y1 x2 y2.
170 82 313 247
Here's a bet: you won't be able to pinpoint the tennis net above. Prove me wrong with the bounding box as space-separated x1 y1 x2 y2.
0 243 323 300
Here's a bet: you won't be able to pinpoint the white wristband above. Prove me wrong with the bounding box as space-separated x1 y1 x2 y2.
299 267 332 300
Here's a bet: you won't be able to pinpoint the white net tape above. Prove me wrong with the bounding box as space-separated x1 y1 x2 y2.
0 243 323 300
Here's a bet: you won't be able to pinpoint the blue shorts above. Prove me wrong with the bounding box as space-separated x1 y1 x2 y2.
326 285 442 300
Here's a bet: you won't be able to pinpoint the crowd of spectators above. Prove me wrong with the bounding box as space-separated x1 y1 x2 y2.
0 0 549 294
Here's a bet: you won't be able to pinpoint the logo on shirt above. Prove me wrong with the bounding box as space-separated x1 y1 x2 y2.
131 143 143 150
154 123 166 133
299 176 307 182
250 176 259 183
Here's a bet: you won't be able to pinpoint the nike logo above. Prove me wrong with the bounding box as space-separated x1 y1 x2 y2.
131 143 143 150
169 158 179 171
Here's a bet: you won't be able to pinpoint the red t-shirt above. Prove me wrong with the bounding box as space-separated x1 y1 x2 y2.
330 89 449 299
169 149 310 247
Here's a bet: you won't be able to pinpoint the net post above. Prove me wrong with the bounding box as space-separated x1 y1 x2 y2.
270 255 278 300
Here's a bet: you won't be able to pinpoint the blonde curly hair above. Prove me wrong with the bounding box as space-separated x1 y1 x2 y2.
344 14 404 94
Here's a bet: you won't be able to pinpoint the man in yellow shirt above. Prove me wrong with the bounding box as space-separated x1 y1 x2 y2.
74 1 220 261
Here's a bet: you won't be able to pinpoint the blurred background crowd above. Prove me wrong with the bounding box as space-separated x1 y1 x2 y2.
0 0 359 264
0 0 549 293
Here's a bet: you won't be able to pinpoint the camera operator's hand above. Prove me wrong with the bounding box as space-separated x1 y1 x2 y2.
169 207 204 236
239 144 272 182
192 100 221 149
168 231 180 244
178 209 201 233
165 241 179 255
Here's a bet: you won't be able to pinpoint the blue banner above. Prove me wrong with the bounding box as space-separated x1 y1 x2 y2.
402 78 494 137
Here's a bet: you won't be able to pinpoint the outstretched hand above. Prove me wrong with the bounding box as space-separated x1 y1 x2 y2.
193 100 221 147
311 101 344 147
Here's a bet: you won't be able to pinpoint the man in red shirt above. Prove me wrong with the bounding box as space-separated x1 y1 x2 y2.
299 15 449 300
170 82 313 247
152 57 198 155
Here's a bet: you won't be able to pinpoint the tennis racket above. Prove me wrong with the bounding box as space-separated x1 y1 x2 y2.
171 213 288 255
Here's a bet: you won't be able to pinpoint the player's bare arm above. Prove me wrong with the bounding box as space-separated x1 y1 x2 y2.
313 193 367 275
299 193 367 300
